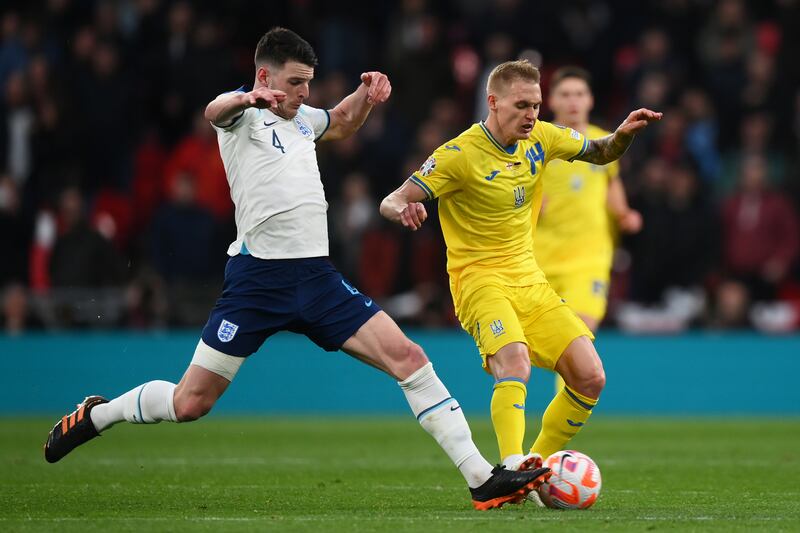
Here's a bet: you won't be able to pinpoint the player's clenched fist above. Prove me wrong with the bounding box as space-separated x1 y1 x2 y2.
399 202 427 231
360 71 391 105
245 87 286 110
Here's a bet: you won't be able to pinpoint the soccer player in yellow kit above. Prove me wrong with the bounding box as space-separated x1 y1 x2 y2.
381 60 661 470
536 66 642 332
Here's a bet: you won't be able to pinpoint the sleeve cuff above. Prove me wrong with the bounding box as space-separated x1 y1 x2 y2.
315 109 331 141
216 110 245 130
409 175 434 200
569 136 589 162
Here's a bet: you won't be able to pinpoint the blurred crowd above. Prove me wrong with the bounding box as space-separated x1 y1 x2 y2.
1 0 799 334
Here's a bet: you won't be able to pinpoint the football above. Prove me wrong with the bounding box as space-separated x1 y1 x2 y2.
537 450 602 509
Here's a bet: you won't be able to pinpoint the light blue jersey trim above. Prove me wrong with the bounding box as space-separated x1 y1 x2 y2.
416 397 456 421
569 136 589 162
240 242 250 255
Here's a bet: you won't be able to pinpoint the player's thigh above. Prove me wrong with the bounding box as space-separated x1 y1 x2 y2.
458 284 528 374
518 283 594 371
340 310 427 380
554 336 605 396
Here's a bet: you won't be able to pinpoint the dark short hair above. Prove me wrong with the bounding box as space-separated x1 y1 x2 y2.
254 27 317 68
550 66 592 90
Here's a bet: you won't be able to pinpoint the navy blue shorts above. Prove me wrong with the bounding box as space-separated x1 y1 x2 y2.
201 255 381 356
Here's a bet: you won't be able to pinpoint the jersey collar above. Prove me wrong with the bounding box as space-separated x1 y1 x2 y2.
479 121 517 155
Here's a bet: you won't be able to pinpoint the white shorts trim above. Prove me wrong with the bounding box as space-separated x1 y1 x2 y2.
190 340 245 382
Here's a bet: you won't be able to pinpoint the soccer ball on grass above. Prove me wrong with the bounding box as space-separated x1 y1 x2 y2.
536 450 601 509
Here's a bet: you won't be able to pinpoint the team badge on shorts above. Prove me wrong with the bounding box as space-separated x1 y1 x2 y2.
489 319 505 337
217 319 239 343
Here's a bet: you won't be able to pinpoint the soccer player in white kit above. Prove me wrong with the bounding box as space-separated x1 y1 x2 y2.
44 27 550 510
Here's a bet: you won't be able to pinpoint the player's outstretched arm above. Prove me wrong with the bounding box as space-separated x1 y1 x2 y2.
607 175 642 233
204 87 286 127
322 71 391 141
576 108 663 166
380 179 428 231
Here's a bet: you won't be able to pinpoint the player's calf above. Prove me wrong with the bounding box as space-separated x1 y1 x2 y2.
173 391 215 421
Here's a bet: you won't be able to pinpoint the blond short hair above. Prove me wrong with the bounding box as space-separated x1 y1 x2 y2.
487 60 541 95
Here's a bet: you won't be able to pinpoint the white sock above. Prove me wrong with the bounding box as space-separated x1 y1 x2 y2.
90 380 177 432
398 362 493 488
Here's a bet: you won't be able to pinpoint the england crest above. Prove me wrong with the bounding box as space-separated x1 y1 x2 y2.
217 319 239 343
294 117 313 138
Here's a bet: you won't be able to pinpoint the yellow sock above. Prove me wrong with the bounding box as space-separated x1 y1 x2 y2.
490 378 527 461
531 385 597 459
554 371 565 395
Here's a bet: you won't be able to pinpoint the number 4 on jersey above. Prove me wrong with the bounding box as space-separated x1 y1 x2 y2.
272 130 285 153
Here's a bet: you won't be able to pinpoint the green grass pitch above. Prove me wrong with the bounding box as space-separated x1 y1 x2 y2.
1 417 798 531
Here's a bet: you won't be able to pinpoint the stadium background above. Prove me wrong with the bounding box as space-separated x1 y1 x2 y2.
1 1 798 530
1 0 799 337
0 0 798 409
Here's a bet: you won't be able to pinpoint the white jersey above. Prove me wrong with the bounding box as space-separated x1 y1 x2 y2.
212 90 331 259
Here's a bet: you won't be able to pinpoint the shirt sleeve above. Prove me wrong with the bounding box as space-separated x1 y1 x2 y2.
408 144 465 200
298 104 331 141
540 121 588 163
211 86 253 132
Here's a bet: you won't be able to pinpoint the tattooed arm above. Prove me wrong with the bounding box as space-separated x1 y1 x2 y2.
576 108 663 165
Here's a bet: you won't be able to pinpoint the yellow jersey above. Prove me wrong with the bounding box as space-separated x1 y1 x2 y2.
534 124 618 276
410 120 587 309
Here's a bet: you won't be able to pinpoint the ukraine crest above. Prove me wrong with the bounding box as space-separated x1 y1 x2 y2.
217 319 239 343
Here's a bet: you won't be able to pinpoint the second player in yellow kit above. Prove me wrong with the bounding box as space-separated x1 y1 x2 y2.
535 123 617 324
381 60 661 472
536 67 642 330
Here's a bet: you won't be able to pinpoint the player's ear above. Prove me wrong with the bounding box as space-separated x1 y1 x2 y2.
487 93 497 112
257 65 269 86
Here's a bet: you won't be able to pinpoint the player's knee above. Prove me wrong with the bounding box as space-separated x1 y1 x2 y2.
492 344 531 382
576 368 606 399
386 341 429 380
174 394 214 422
405 342 428 368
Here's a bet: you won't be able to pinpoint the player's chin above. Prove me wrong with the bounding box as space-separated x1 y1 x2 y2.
282 104 301 118
516 126 533 138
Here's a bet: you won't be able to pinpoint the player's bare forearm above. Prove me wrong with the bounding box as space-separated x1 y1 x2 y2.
205 87 286 127
577 133 632 165
325 85 373 140
380 179 428 231
607 175 629 217
607 175 643 233
324 72 391 141
577 107 663 165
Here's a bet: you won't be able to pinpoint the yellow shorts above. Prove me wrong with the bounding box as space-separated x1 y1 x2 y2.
457 282 594 372
546 270 610 323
